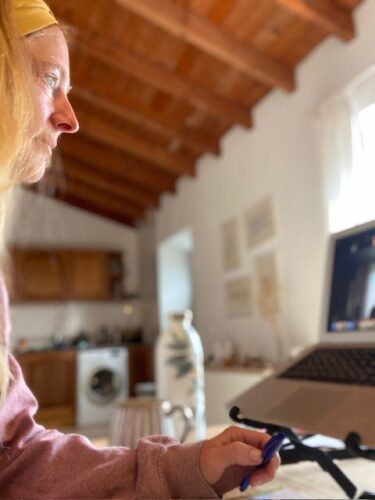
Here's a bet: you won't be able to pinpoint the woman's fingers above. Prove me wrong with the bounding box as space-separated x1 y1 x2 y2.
216 426 271 449
201 441 263 485
200 426 281 494
218 441 263 469
250 456 280 486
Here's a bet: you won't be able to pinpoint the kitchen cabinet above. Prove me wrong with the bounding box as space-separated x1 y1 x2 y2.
15 344 155 427
10 247 125 302
16 349 76 428
68 251 109 299
10 248 69 300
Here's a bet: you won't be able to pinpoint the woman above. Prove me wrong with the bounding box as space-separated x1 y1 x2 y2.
0 1 280 498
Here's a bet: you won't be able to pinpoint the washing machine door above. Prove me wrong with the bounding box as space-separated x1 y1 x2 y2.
87 366 121 404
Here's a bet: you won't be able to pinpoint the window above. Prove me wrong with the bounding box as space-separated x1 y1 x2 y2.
315 67 375 233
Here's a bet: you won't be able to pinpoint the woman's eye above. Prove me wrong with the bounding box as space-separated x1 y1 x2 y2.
45 74 58 90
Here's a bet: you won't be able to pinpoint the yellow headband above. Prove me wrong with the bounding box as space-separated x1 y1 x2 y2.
12 0 58 37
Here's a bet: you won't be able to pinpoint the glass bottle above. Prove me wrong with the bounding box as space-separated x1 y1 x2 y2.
155 310 206 441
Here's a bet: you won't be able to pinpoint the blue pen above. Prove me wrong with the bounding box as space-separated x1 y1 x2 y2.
239 432 285 492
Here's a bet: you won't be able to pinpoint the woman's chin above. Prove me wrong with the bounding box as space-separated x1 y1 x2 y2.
19 152 51 184
23 172 45 184
21 163 48 184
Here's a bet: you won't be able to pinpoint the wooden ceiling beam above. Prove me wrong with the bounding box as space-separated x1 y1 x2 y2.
275 0 355 41
71 86 220 156
45 190 137 227
71 29 252 128
38 172 145 221
64 177 145 221
56 155 159 208
59 135 176 194
76 108 196 177
117 0 295 92
27 182 137 227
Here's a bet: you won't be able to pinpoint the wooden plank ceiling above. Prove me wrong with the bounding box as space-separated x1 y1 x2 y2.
32 0 363 227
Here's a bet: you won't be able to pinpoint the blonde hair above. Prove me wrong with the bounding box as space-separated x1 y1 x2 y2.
0 0 36 404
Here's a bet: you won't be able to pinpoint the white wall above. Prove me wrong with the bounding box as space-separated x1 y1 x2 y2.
138 213 160 344
155 0 375 362
6 188 140 348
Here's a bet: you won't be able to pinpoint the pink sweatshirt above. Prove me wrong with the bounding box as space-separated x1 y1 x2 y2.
0 280 218 499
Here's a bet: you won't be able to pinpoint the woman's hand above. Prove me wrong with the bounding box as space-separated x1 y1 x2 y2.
199 426 280 496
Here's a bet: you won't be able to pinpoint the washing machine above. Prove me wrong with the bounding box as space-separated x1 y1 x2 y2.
76 347 128 427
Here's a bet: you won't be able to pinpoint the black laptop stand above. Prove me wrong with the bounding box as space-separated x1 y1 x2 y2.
229 406 375 499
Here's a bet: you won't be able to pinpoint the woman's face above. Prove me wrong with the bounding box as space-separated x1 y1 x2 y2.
22 26 79 183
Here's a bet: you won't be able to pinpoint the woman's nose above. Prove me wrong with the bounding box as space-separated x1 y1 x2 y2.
51 94 79 134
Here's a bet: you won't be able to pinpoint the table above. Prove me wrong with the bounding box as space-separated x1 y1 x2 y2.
87 424 375 498
224 458 375 499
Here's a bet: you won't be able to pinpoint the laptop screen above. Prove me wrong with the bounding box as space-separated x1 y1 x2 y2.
327 223 375 334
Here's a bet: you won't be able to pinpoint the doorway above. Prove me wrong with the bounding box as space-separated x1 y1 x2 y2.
157 228 194 331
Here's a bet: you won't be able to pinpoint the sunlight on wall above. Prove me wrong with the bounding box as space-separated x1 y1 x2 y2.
328 101 375 233
351 102 375 227
358 103 375 167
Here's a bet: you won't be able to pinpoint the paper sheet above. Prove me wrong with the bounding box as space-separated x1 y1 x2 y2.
227 486 309 500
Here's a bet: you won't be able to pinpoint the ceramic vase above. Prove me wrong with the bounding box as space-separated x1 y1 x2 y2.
155 310 206 441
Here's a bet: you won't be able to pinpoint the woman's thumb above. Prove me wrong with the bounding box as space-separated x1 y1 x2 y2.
220 441 262 469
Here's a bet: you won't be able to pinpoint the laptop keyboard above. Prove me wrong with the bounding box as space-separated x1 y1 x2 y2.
278 347 375 387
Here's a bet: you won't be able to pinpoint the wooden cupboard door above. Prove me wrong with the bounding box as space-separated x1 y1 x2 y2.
68 251 110 299
11 249 68 301
128 344 154 396
16 351 76 427
9 247 125 302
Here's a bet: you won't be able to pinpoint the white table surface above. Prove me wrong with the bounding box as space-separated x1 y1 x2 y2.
225 457 375 499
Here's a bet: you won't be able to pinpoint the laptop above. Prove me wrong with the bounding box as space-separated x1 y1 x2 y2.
229 220 375 446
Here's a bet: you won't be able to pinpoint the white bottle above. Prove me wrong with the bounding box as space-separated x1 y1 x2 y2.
155 310 206 441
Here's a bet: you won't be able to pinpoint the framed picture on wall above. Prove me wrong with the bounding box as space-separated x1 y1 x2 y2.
221 217 241 271
255 251 279 316
225 276 252 317
244 197 275 249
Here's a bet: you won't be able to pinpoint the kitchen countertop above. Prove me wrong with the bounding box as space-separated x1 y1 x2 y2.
13 343 145 355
